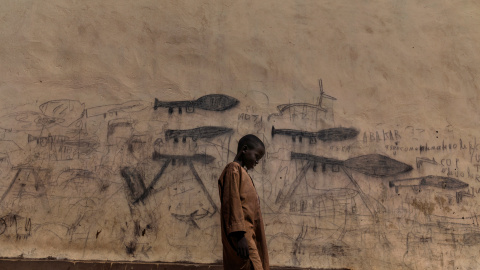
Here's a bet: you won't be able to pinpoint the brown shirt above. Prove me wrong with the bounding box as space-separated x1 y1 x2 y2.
218 162 270 270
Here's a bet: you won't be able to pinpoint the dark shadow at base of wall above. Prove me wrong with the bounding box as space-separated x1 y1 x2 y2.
0 259 351 270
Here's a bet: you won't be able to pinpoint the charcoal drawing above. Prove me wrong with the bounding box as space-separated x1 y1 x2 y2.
154 94 239 113
272 126 359 143
0 80 477 270
165 126 233 142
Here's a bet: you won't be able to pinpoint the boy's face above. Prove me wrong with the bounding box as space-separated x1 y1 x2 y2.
242 145 265 170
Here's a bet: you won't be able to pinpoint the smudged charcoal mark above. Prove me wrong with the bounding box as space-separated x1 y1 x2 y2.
59 168 111 194
171 210 209 225
63 138 99 155
290 152 344 166
322 243 346 257
134 220 141 237
434 196 452 213
411 198 435 216
272 126 317 140
125 154 216 205
127 135 147 154
154 94 239 112
0 169 23 204
416 157 438 169
317 127 359 142
0 219 5 236
107 119 134 138
28 134 68 145
463 232 480 246
344 154 412 177
28 134 99 157
188 161 218 215
133 159 171 204
419 236 432 243
418 143 432 153
152 152 215 165
153 138 164 148
100 183 110 192
120 167 147 203
390 176 468 191
273 126 358 143
125 241 137 255
456 190 474 203
59 169 95 183
171 210 208 236
0 167 50 205
165 126 233 142
341 166 379 216
276 161 312 209
0 111 62 131
291 228 306 266
12 216 32 240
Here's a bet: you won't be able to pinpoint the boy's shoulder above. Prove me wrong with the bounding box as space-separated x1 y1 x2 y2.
224 161 241 171
222 162 247 176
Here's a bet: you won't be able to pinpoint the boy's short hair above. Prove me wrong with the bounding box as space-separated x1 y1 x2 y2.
237 134 265 153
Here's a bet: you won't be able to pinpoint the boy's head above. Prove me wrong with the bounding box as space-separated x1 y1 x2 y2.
236 134 265 170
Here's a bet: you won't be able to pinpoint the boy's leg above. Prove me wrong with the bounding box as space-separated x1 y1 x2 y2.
247 247 263 270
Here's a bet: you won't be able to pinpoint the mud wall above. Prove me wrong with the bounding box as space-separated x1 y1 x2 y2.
1 1 480 269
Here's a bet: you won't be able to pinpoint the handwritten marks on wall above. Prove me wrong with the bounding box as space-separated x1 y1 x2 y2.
0 79 477 269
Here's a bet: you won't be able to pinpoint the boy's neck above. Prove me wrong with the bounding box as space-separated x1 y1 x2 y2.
233 154 246 170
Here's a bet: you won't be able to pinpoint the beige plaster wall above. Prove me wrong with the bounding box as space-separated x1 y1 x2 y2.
0 1 480 269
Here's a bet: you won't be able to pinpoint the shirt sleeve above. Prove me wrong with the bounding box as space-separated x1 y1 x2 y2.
221 165 246 235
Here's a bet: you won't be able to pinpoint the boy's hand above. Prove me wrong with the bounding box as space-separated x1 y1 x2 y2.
230 232 249 259
236 236 249 259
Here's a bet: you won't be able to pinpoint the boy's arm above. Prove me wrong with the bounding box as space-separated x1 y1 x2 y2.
221 165 249 258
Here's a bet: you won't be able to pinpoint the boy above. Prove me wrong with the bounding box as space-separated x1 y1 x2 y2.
218 134 269 270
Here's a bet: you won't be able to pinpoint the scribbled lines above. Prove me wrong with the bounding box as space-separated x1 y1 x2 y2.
272 126 359 143
6 100 101 160
0 214 32 240
416 157 438 169
121 153 216 208
123 125 232 203
39 100 85 127
0 100 85 132
0 166 51 221
106 119 135 143
154 94 239 114
28 134 98 160
268 79 336 120
86 100 149 118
